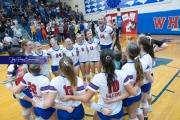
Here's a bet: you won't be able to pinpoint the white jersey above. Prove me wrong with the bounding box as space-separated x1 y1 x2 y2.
74 41 89 62
85 38 100 61
49 76 85 107
62 46 79 65
87 70 130 115
47 45 64 66
96 25 114 45
7 64 15 77
20 73 50 101
33 50 50 75
140 53 153 84
121 60 150 97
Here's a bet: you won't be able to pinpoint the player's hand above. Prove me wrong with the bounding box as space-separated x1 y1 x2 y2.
136 80 144 87
103 98 113 104
101 108 112 115
61 95 71 102
66 106 75 113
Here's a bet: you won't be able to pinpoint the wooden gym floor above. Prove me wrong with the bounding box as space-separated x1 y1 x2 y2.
0 34 179 120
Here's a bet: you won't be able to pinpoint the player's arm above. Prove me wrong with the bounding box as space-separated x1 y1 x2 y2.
145 71 154 83
111 33 116 50
61 89 95 103
6 82 26 94
104 92 129 104
124 82 139 96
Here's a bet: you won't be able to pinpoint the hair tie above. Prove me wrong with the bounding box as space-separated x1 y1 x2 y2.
146 36 152 46
106 56 111 60
134 56 139 60
63 61 68 66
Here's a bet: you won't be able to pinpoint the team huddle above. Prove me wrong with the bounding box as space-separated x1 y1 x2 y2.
3 15 168 120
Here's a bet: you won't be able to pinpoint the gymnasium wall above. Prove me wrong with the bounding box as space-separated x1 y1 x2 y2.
64 0 180 34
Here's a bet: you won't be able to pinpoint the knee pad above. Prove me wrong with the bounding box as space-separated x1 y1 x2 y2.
136 107 143 115
129 117 138 120
142 102 149 109
82 74 86 78
35 117 42 120
22 109 30 116
92 73 96 78
147 94 152 99
86 74 90 78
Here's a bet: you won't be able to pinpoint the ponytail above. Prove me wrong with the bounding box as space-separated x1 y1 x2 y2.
100 49 116 87
134 57 144 81
126 42 144 82
138 36 155 59
59 56 77 90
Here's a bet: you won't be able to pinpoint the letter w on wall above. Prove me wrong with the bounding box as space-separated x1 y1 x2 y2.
153 17 166 29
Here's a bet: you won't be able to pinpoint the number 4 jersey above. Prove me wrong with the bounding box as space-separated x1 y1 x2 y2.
87 70 130 115
49 75 85 107
20 73 50 101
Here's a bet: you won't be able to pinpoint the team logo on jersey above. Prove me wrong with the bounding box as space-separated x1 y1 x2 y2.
100 34 105 39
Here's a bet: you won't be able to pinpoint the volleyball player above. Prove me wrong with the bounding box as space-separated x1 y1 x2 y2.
84 30 101 78
47 37 64 77
33 42 51 80
21 40 34 56
63 38 79 76
61 49 140 120
74 33 90 88
6 48 34 120
96 15 116 50
137 36 155 120
7 64 56 120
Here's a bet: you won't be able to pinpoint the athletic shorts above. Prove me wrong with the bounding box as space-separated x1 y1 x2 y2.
34 107 55 119
74 61 80 67
141 82 152 93
51 65 59 72
123 93 142 107
100 43 113 51
97 107 123 120
57 104 84 120
13 88 33 108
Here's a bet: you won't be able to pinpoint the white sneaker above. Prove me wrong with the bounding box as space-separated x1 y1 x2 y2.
148 106 152 112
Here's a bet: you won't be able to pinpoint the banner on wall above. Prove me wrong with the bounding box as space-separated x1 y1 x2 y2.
121 11 138 34
84 0 171 14
106 13 117 25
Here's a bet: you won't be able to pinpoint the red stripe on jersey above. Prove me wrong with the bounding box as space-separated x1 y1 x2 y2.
40 86 49 91
49 86 57 91
89 82 99 90
124 76 129 83
77 85 85 91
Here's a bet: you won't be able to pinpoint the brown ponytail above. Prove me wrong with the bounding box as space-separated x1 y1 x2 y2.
126 42 144 81
59 56 77 90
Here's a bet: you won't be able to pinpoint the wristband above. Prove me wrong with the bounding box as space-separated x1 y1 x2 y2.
6 82 12 89
90 102 102 112
16 92 26 99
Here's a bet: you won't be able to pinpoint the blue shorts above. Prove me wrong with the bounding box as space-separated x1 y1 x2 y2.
141 82 152 93
51 65 59 72
123 93 142 107
100 43 113 51
80 61 88 64
34 107 55 119
74 61 80 67
13 88 33 108
97 107 123 120
57 104 84 120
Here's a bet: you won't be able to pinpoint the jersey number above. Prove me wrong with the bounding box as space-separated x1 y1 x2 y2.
90 46 94 50
107 80 119 94
100 34 105 39
56 53 62 58
63 85 74 95
81 47 84 52
28 82 37 94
